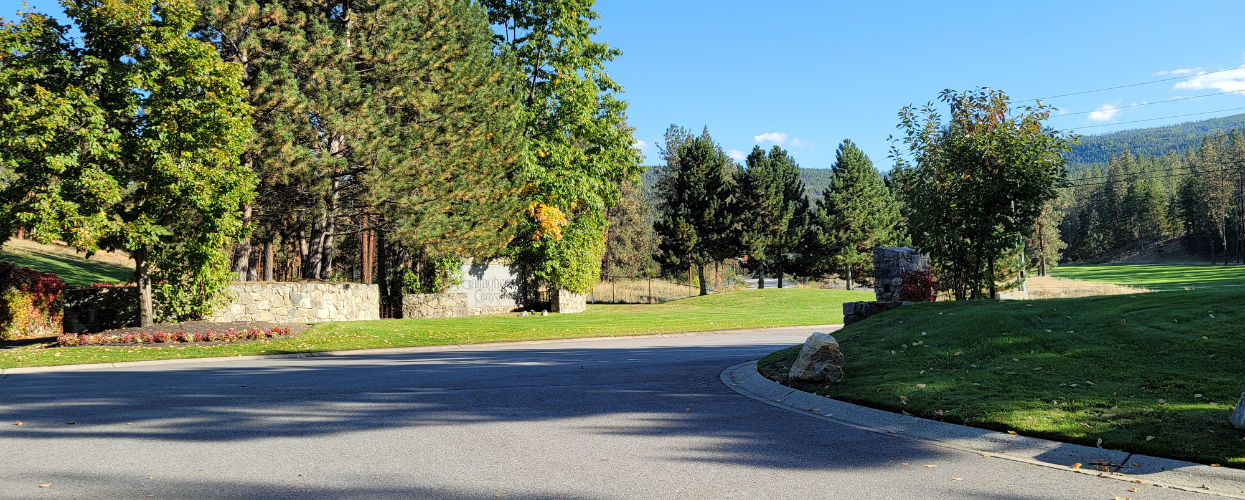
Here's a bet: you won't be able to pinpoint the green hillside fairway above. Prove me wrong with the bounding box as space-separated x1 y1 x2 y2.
759 288 1245 468
1052 264 1245 291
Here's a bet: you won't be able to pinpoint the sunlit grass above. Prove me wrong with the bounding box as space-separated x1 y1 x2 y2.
759 288 1245 467
1052 263 1245 291
1 241 133 286
0 288 872 370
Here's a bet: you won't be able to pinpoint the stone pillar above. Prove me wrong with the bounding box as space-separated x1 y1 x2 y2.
872 247 930 302
551 289 586 314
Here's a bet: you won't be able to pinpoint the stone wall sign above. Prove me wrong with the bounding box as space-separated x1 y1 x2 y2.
446 260 520 314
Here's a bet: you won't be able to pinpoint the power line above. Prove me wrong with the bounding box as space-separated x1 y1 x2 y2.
1061 106 1245 130
1046 90 1243 119
1018 67 1245 102
1066 163 1244 188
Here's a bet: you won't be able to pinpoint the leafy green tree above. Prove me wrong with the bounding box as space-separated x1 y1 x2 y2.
484 0 644 296
654 132 735 295
806 139 904 289
891 88 1072 300
734 145 808 288
0 0 255 325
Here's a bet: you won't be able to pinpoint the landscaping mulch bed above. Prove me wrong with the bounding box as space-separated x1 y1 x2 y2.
57 321 311 347
93 321 310 337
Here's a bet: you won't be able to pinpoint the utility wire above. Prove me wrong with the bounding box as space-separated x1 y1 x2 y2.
1061 107 1245 130
1018 67 1245 102
1066 164 1244 188
1046 90 1242 119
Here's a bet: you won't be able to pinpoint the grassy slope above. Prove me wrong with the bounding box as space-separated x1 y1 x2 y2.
0 288 871 369
758 289 1245 467
0 242 132 286
1052 263 1245 291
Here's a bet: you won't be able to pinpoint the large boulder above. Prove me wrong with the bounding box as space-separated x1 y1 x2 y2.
788 332 844 382
1232 393 1245 429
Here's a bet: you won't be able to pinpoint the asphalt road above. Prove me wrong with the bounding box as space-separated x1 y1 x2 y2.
0 327 1207 499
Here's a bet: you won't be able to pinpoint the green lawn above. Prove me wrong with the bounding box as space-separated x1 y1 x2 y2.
758 288 1245 468
1052 263 1245 291
0 242 133 286
0 288 871 369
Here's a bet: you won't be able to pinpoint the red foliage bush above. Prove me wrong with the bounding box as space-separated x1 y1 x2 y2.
898 269 935 303
56 327 292 347
0 262 68 340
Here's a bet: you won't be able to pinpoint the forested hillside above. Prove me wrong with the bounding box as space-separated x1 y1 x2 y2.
1065 113 1245 171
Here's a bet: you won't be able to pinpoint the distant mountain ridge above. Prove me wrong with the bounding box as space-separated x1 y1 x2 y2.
1064 113 1245 170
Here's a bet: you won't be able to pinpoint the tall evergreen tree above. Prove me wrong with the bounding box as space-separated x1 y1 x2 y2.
654 132 734 295
734 145 808 288
807 139 904 289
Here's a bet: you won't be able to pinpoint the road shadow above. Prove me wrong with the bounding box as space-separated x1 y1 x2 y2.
0 341 955 472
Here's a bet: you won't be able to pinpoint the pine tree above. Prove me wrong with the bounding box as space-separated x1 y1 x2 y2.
733 145 808 288
808 139 904 289
654 132 735 295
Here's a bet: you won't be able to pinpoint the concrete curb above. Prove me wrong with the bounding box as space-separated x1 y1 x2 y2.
0 324 834 377
721 360 1245 499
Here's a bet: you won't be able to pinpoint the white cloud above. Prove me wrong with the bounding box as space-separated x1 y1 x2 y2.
789 138 810 148
1173 67 1245 94
633 139 647 151
753 132 788 144
1156 67 1201 76
726 149 746 162
1087 104 1122 123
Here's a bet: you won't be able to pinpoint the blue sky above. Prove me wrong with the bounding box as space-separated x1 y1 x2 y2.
7 0 1245 170
593 0 1245 169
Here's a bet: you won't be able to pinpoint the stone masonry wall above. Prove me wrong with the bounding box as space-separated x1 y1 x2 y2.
206 283 379 323
872 247 930 302
551 289 586 314
402 293 467 318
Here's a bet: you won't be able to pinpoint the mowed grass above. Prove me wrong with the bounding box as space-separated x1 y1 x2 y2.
1053 263 1245 291
1 241 133 286
0 288 871 369
758 288 1245 467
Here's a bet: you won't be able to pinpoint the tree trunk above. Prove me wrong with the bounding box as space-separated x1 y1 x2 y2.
304 211 326 279
263 239 274 281
233 203 253 281
321 212 336 280
845 266 852 291
134 247 154 327
377 229 389 297
247 246 258 281
697 264 707 296
757 264 765 289
987 257 997 299
776 257 784 289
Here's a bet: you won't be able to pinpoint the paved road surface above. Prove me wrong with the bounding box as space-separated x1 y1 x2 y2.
0 327 1204 499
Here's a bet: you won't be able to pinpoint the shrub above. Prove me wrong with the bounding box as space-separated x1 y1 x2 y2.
0 262 68 340
898 269 935 303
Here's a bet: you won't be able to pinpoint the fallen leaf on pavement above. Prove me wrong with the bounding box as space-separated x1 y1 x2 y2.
38 484 50 488
1007 430 1017 435
951 477 962 481
66 421 76 425
924 464 936 468
13 421 21 426
1129 488 1139 492
1071 463 1083 469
